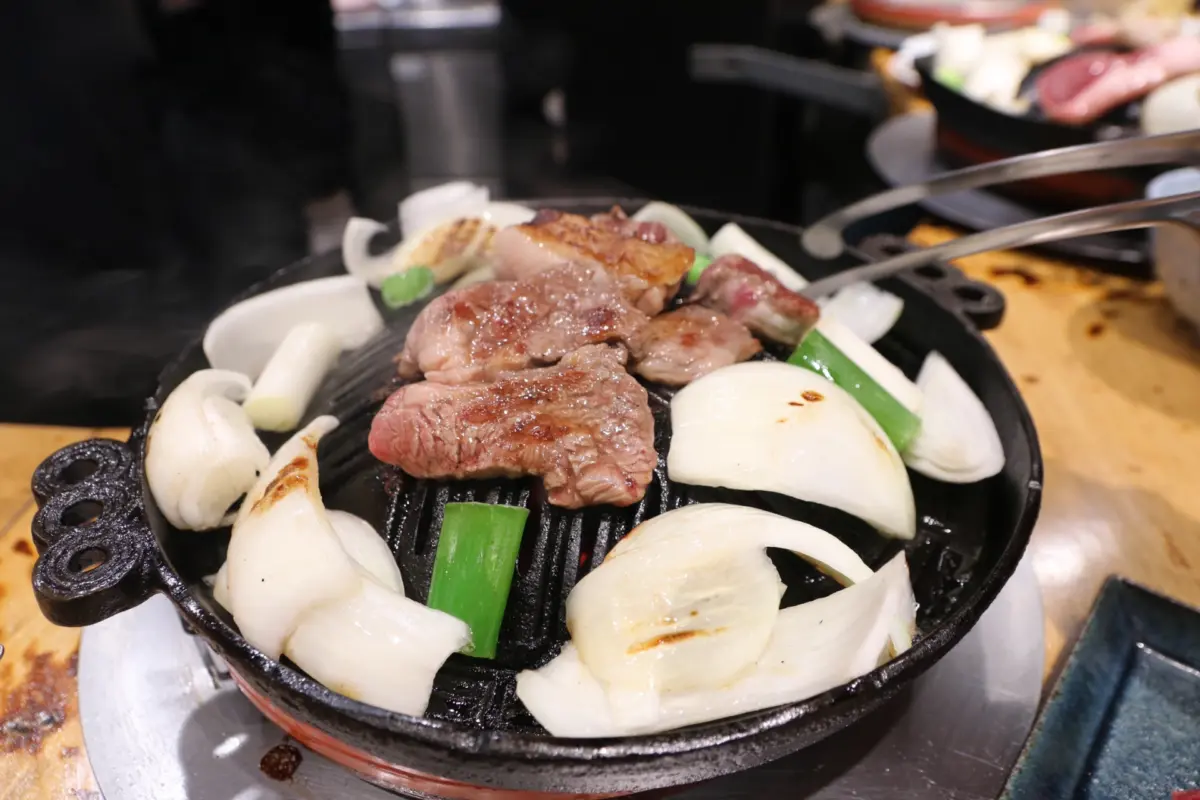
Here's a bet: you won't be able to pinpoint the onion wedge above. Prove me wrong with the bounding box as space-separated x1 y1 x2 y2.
516 503 916 738
145 370 269 531
565 504 876 700
399 181 489 239
708 222 905 345
668 362 916 539
816 282 905 349
284 576 469 716
243 321 342 432
632 202 710 252
904 352 1005 483
203 275 383 381
225 417 359 658
211 509 402 607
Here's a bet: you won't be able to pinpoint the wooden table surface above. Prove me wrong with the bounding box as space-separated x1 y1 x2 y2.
2 229 1199 796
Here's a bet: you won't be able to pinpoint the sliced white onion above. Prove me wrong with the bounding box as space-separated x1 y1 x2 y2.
518 552 915 738
904 352 1004 483
480 201 537 228
244 322 342 432
668 362 916 539
632 202 711 252
817 282 905 346
815 315 924 416
326 510 404 595
204 276 384 381
146 370 269 531
709 222 906 344
451 265 496 289
390 216 496 285
285 576 469 716
399 181 489 239
212 511 402 606
225 416 361 659
566 503 881 702
341 217 397 287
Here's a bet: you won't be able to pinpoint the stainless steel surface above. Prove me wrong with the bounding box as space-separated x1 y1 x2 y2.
802 189 1200 300
803 129 1200 260
390 48 503 192
688 44 890 121
79 556 1042 799
337 0 500 33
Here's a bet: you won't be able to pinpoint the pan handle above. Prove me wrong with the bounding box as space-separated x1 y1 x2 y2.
30 434 162 627
803 129 1200 259
800 190 1200 300
688 44 890 120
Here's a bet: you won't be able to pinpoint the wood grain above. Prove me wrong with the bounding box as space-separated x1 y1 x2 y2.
908 224 1200 678
1 232 1199 795
0 426 121 799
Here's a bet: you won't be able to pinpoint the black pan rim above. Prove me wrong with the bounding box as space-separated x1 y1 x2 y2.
138 198 1041 771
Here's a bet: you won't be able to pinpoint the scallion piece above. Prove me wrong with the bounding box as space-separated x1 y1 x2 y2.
686 253 714 285
789 330 921 451
426 502 530 659
380 267 435 309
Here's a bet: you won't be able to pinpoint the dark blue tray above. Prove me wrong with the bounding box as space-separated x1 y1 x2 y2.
1002 578 1200 800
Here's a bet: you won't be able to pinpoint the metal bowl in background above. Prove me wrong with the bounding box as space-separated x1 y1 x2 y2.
28 200 1040 799
1147 168 1200 330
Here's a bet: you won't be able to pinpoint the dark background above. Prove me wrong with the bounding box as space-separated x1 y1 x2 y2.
0 0 880 426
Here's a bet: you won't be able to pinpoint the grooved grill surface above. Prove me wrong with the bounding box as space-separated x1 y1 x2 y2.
301 282 992 735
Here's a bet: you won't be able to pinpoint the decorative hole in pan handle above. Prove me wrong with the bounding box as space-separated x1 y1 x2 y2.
30 436 160 627
856 234 1006 331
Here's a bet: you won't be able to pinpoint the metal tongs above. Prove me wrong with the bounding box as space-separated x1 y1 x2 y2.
797 131 1200 300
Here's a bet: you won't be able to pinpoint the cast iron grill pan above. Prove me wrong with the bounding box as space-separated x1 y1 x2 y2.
30 200 1039 794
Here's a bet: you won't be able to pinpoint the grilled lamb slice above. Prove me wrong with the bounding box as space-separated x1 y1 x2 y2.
629 306 761 386
589 205 680 245
490 208 694 315
690 255 820 346
369 345 656 509
396 263 648 384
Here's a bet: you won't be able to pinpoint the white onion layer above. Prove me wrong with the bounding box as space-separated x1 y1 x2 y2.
145 370 269 531
244 322 342 432
668 363 916 539
203 275 383 381
904 352 1005 483
517 503 916 739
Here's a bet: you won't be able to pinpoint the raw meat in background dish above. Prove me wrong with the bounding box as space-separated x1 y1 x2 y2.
396 263 648 383
629 306 761 386
690 255 820 346
490 208 695 315
369 344 656 509
1036 36 1200 125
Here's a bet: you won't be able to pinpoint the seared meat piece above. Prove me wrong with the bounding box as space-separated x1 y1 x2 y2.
491 209 694 315
589 206 679 245
691 255 820 346
629 306 761 386
397 264 649 384
369 345 656 509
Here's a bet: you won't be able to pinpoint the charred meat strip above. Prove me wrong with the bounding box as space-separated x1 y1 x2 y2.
690 255 820 346
629 306 761 387
397 263 649 384
490 208 694 315
369 345 656 509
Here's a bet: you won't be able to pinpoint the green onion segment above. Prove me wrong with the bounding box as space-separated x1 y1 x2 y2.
789 330 921 451
426 502 530 659
686 253 714 285
380 267 435 309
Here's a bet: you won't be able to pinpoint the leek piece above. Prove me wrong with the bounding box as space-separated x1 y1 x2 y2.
426 502 530 659
789 330 921 451
381 267 435 308
686 254 714 285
